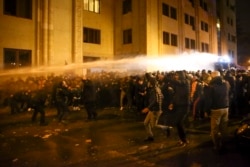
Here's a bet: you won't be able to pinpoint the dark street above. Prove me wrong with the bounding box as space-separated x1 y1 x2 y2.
0 106 250 167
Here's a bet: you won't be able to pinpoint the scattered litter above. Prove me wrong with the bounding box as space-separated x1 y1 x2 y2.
139 145 149 151
85 139 92 143
160 144 165 149
12 158 18 162
42 134 52 139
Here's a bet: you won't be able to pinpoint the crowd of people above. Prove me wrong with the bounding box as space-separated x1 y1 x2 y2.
0 68 250 152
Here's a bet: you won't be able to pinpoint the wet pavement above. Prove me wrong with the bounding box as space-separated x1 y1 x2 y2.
0 106 250 167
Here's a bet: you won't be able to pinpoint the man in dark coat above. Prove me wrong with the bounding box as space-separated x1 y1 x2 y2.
82 79 97 121
170 70 190 147
204 70 230 152
55 80 71 123
134 76 147 119
30 84 48 126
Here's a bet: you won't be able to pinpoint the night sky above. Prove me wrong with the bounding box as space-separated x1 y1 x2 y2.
236 0 250 64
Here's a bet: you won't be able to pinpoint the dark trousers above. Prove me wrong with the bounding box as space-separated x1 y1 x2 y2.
174 105 189 143
84 101 97 120
32 106 45 124
135 96 146 112
57 102 70 121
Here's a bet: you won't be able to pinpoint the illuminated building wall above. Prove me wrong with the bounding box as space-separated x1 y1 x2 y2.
114 0 218 58
0 0 115 69
216 0 237 64
0 0 236 70
0 0 35 69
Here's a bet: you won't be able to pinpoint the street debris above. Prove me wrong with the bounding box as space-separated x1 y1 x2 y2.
42 134 51 139
85 139 92 143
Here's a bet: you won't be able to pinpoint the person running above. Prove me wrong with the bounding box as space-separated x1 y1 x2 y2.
142 76 163 142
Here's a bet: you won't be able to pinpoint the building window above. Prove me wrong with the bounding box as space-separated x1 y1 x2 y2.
163 31 170 45
184 14 189 24
185 38 190 48
228 50 235 59
171 34 178 46
185 38 196 49
201 21 208 32
227 33 236 43
200 0 208 12
122 0 132 14
189 0 194 7
4 48 31 69
227 17 234 26
230 19 233 26
190 16 195 30
162 3 177 20
228 33 231 41
190 39 195 49
170 7 177 20
123 29 132 44
163 32 178 47
227 17 230 24
201 42 209 52
230 5 235 12
231 50 235 58
83 0 100 13
184 13 195 30
4 0 32 19
231 35 236 43
162 3 169 17
83 27 101 44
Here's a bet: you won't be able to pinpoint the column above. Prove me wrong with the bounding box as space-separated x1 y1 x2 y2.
72 0 83 63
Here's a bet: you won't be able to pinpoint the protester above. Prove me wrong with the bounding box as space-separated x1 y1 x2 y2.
134 76 147 120
190 74 204 120
224 70 236 118
55 80 71 123
119 76 134 112
142 76 163 142
71 84 82 111
169 70 191 147
204 70 230 153
82 79 97 121
30 84 48 126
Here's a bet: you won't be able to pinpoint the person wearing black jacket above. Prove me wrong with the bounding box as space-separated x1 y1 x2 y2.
134 77 147 119
170 70 190 147
55 80 71 123
30 84 48 126
204 71 230 152
82 79 97 121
